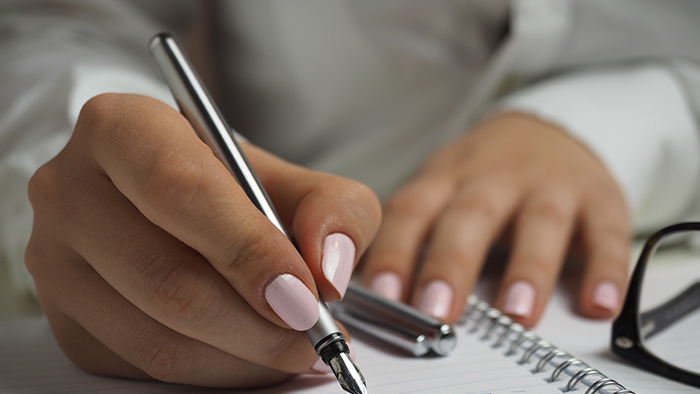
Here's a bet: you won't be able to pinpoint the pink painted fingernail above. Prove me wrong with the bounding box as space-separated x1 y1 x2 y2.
369 271 402 301
265 274 319 331
503 280 536 318
311 357 331 374
593 280 619 313
322 233 355 299
417 280 453 320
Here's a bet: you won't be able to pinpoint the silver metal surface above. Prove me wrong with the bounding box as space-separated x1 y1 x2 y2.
332 303 431 357
307 303 343 346
333 282 456 356
329 352 368 394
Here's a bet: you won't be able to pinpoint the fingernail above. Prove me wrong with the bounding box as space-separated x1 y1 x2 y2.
503 280 536 318
311 357 331 374
593 280 619 313
417 280 453 320
322 233 355 299
369 271 402 301
265 274 319 331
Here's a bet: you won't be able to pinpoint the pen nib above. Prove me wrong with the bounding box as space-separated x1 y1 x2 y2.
328 352 368 394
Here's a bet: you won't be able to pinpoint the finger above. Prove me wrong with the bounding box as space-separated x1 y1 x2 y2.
361 176 455 301
34 263 297 387
42 307 149 380
246 146 382 302
578 192 631 318
28 155 320 372
412 175 522 322
494 186 578 327
72 94 319 330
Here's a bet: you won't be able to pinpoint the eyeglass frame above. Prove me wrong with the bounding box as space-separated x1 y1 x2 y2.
611 222 700 388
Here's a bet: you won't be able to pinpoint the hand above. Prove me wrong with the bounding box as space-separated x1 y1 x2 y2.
25 94 381 387
361 112 630 327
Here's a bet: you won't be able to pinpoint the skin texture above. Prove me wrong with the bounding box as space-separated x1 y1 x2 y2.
25 94 381 388
361 112 631 327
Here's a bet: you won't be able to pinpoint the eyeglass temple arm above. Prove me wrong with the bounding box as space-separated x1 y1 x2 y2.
640 281 700 340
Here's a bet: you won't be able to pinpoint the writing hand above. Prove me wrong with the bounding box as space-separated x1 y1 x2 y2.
25 94 381 387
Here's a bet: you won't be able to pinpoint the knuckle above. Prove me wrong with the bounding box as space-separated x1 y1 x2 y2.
451 190 501 222
224 223 269 273
27 161 63 211
75 93 123 139
23 237 44 278
386 186 436 220
133 327 196 383
80 93 120 121
146 251 220 329
142 149 207 218
523 200 570 228
263 330 314 372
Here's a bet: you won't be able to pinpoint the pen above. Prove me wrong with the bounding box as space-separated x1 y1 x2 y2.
333 283 456 357
148 33 367 394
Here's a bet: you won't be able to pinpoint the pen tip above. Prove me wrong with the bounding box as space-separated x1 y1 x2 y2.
328 352 368 394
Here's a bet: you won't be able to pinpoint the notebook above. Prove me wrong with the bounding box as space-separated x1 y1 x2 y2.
0 289 695 394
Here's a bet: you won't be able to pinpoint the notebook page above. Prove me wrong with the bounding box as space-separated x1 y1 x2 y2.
1 316 564 394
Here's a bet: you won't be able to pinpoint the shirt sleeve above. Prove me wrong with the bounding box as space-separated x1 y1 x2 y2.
0 0 176 294
495 63 700 233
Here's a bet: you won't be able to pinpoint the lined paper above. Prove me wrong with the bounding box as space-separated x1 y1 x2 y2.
1 317 565 394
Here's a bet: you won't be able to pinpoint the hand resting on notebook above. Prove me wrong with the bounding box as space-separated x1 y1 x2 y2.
24 94 381 387
361 112 631 327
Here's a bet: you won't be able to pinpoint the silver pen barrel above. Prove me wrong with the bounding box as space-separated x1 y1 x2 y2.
333 283 457 356
149 33 365 394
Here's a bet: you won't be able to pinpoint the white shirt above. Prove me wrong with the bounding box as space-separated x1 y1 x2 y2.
1 0 700 294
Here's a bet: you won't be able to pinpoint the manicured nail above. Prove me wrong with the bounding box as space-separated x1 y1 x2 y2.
311 357 331 374
593 280 619 313
322 233 355 299
265 274 319 331
503 280 536 318
369 271 402 301
417 280 453 320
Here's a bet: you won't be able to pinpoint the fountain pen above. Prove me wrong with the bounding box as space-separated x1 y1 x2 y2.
149 33 367 394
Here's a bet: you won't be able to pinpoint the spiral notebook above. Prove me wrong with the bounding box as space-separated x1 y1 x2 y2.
272 296 639 394
1 294 695 394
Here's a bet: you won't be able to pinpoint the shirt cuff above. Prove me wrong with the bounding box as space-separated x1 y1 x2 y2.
496 63 700 231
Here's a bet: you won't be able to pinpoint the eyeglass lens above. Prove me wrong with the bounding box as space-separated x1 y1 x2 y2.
639 230 700 375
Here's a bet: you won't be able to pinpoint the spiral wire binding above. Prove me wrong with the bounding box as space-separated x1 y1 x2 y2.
461 297 636 394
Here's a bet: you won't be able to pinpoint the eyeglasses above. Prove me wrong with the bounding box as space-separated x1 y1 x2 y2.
612 222 700 388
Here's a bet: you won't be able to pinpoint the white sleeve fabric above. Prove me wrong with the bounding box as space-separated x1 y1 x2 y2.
496 63 700 233
0 0 178 294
